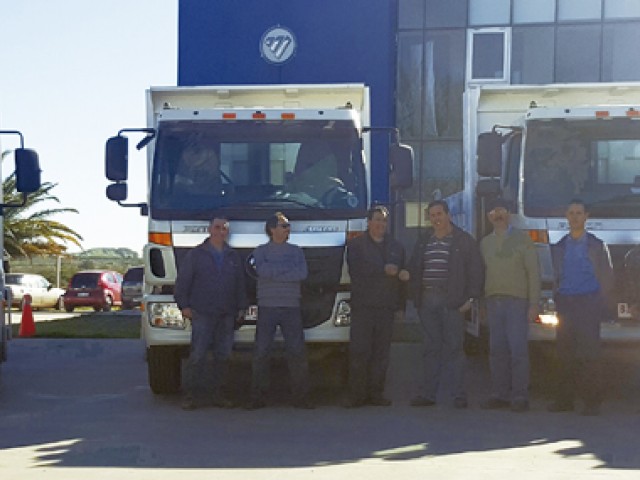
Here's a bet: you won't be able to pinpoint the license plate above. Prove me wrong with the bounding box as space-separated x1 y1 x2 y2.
618 302 632 318
78 293 89 297
244 305 258 321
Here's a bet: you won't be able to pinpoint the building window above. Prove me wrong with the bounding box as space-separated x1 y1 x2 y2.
513 0 556 24
605 0 640 19
399 0 424 29
468 28 510 83
603 22 640 80
424 30 465 139
512 26 555 84
425 0 467 28
558 0 602 21
556 25 601 81
469 0 510 26
397 32 424 140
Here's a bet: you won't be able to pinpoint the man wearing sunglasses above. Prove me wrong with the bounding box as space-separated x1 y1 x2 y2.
247 212 313 409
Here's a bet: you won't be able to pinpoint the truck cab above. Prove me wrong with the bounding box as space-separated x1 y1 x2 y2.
461 84 640 342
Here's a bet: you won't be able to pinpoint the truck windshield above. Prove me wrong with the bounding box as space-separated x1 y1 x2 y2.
149 119 366 220
523 118 640 218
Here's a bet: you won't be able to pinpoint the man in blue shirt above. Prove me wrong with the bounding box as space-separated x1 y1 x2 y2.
175 217 248 410
549 199 614 416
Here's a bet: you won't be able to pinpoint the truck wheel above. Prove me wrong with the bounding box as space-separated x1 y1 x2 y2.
65 305 74 313
147 346 182 394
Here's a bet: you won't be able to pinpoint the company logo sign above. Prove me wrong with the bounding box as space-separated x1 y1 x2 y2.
260 26 297 64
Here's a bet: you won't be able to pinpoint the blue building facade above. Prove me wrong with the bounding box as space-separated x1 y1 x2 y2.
178 0 397 204
179 0 640 233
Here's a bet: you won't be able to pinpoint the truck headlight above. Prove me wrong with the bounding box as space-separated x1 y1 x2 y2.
334 299 351 326
147 302 188 329
537 313 559 326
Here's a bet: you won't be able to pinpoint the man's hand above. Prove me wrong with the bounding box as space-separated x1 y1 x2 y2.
398 269 410 282
235 309 246 331
181 307 193 320
527 305 539 323
458 299 473 313
384 263 399 276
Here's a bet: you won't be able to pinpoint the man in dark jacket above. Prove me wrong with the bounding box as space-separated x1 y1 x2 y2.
548 199 614 416
344 205 409 408
174 217 247 410
408 200 484 409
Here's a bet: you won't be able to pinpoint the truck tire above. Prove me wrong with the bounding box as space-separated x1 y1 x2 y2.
147 346 182 394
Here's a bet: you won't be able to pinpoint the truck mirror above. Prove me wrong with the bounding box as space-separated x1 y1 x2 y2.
105 136 129 181
477 132 502 177
15 148 42 193
106 183 128 202
389 143 414 189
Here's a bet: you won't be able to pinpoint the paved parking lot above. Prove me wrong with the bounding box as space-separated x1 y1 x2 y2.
1 338 639 479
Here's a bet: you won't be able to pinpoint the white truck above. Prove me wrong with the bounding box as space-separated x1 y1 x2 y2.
104 84 412 393
0 130 42 364
450 83 640 343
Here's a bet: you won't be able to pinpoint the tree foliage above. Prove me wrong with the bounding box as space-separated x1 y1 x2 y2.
2 150 83 257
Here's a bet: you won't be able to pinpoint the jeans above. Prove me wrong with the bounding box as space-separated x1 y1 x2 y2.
348 306 395 401
486 296 530 402
418 290 466 402
184 310 235 396
554 293 603 407
251 306 310 401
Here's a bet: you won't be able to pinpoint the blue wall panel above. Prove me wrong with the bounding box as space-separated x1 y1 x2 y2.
178 0 397 203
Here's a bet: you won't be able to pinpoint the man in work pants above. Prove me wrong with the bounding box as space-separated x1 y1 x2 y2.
548 199 614 416
175 217 247 410
344 205 409 408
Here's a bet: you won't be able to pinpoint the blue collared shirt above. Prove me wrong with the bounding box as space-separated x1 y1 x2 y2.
558 233 600 295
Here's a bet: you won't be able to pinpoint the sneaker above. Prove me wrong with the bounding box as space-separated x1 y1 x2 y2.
410 396 436 407
453 397 468 409
480 397 511 410
547 401 574 413
510 399 530 413
245 397 266 410
342 396 366 409
367 396 392 407
181 396 197 411
211 395 235 409
581 404 601 416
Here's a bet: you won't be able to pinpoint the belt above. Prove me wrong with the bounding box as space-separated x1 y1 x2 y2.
423 285 446 292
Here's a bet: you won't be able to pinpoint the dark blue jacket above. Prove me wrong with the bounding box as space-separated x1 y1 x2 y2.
174 239 247 316
408 224 484 310
347 232 406 310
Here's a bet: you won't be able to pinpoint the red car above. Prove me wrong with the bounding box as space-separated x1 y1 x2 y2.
63 270 123 312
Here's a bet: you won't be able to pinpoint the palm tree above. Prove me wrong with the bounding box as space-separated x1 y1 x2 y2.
2 150 82 257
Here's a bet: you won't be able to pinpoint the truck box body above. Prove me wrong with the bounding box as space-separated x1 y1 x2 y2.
458 83 640 342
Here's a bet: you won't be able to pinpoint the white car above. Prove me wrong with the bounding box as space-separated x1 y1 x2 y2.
4 273 66 311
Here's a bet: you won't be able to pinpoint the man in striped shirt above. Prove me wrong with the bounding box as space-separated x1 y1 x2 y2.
408 200 484 409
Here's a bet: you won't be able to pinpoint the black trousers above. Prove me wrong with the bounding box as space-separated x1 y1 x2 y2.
554 293 604 407
348 306 395 401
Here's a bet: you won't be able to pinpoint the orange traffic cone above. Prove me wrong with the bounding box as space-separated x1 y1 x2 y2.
19 294 36 337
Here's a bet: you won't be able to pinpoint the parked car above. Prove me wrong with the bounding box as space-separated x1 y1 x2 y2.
4 273 66 311
63 270 123 312
121 266 143 310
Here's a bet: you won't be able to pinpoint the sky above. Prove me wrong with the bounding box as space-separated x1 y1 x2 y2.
0 0 178 255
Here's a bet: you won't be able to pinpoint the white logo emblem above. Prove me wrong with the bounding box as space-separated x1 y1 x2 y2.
260 26 296 64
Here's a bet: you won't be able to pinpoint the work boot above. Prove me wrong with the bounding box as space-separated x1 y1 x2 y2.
181 395 197 411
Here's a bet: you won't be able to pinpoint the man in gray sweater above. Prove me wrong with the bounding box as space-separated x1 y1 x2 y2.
247 212 313 409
